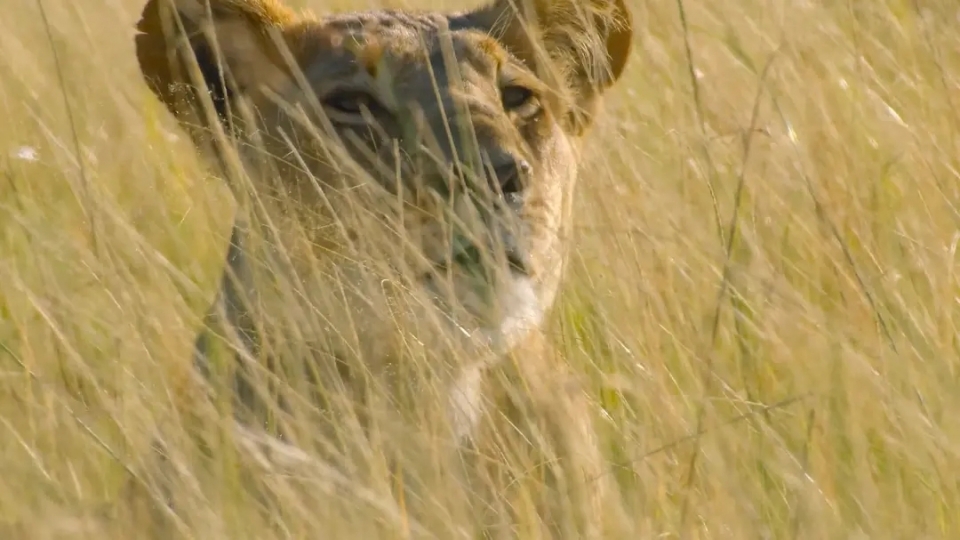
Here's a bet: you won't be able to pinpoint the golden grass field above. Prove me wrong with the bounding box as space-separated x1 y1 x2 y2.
1 0 959 538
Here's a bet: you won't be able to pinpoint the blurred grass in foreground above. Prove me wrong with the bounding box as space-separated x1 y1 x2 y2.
1 0 959 538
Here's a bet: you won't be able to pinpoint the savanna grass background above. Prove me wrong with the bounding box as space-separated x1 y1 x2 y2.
1 0 959 537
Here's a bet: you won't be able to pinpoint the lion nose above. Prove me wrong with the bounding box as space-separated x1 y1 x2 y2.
493 158 530 197
450 157 530 197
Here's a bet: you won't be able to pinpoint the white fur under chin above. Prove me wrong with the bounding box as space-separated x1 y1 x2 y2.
447 275 547 443
481 275 546 355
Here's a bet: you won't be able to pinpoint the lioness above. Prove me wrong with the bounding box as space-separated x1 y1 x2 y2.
134 0 632 536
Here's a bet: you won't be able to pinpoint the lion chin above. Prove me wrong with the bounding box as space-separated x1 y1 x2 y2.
421 269 548 358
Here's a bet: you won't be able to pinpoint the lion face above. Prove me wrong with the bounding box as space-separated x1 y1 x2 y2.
136 0 632 355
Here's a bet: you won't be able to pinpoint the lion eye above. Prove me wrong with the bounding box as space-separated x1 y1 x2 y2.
500 85 535 111
324 90 379 115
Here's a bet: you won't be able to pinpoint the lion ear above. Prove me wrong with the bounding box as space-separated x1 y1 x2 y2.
135 0 300 130
463 0 633 133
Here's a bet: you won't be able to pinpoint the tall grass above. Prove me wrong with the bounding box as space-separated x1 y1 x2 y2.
1 0 959 538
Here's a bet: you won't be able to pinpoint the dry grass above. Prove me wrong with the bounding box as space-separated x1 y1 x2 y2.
1 0 959 538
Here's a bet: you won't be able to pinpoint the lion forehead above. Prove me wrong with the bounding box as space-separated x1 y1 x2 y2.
323 9 447 33
292 12 511 87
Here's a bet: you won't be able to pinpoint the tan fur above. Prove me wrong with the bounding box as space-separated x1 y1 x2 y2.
134 0 632 536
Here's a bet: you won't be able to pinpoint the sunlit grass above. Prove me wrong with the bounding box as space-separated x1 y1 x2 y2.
1 0 959 538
